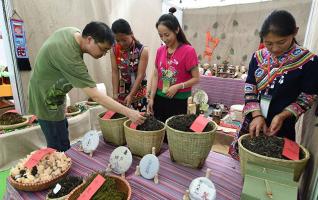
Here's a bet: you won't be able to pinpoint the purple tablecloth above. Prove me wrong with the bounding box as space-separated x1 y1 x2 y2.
4 138 242 200
193 75 245 107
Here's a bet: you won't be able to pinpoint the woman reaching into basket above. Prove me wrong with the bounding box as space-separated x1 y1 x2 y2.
229 10 318 160
147 7 200 123
110 19 149 111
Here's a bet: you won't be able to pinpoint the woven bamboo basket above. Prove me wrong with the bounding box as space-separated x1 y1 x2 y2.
65 109 81 117
98 112 128 146
238 134 310 181
0 117 29 130
67 175 131 200
9 162 72 192
46 180 86 200
165 115 217 169
124 120 166 157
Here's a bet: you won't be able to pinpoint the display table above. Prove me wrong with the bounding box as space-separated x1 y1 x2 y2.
4 137 243 200
193 75 245 107
0 110 91 171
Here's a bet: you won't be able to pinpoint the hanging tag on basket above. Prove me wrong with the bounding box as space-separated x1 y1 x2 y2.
77 174 105 200
282 138 299 160
190 115 209 133
25 148 56 169
102 111 116 120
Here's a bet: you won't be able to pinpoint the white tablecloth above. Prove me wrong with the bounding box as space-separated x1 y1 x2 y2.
88 105 106 131
0 110 91 171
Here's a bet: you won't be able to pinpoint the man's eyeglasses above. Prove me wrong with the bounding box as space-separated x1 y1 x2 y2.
96 42 110 54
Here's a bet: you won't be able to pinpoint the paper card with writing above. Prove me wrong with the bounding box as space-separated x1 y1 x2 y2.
102 111 116 120
130 122 138 129
109 146 133 174
190 115 210 132
25 148 56 169
77 174 105 200
282 138 299 160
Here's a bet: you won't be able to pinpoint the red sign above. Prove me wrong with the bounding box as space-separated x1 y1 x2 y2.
77 174 105 200
4 110 18 114
102 111 116 120
25 148 56 169
130 122 138 129
28 115 37 124
190 115 210 132
282 138 300 160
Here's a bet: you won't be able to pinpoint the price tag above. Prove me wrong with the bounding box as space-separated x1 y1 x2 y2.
130 122 138 129
28 115 37 124
282 138 299 160
4 109 18 114
25 148 56 169
102 111 116 120
77 174 105 200
190 115 210 132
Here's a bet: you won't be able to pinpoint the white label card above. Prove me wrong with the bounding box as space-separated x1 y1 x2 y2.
260 95 272 118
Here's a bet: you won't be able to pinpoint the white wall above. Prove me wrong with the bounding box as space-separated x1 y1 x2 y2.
12 0 162 104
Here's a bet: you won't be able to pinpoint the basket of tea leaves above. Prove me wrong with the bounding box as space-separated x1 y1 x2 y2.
99 111 128 146
0 112 29 130
86 97 98 106
65 105 81 117
124 115 165 157
46 176 84 200
165 114 217 168
67 172 131 200
238 134 310 181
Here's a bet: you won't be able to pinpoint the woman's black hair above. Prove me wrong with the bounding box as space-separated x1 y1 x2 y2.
111 19 132 35
156 7 190 45
82 21 114 45
260 10 298 44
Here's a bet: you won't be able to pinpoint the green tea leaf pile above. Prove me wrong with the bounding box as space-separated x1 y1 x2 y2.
0 112 25 125
74 172 126 200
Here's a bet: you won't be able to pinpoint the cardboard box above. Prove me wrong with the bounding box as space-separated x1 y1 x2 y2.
241 161 298 200
241 174 298 200
246 161 294 182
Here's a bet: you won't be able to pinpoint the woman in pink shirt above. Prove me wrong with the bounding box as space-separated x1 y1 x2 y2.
147 7 200 123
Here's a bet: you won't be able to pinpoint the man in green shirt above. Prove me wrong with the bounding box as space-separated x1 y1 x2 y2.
28 21 145 151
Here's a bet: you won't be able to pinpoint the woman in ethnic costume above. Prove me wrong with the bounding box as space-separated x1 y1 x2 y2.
229 10 318 160
110 19 149 111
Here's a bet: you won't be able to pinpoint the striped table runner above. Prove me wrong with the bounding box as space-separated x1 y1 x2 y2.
4 138 242 200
